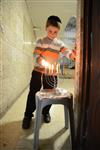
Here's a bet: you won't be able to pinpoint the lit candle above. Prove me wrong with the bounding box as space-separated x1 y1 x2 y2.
52 64 54 74
45 66 47 74
56 64 59 74
41 59 50 74
49 64 51 74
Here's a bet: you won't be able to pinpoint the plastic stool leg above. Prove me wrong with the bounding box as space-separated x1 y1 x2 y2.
68 101 75 150
33 101 42 150
64 105 69 129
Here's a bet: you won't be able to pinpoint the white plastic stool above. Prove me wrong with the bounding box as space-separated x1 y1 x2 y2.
33 88 75 150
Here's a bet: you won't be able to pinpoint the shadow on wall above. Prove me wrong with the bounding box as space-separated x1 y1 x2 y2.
61 16 76 69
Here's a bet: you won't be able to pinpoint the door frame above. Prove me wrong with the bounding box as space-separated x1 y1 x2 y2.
74 0 92 149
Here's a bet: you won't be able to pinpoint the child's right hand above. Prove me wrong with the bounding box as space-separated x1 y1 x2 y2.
70 49 76 61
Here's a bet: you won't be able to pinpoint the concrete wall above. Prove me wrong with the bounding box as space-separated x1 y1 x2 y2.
0 0 35 116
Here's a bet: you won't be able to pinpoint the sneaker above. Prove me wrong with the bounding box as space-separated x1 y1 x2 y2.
43 113 51 123
22 117 32 129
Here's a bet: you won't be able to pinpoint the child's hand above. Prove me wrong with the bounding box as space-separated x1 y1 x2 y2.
60 47 67 53
70 49 76 61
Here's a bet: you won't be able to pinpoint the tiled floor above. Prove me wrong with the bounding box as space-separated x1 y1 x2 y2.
0 72 75 150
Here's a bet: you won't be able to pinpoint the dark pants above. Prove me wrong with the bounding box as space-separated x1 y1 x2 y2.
24 70 57 118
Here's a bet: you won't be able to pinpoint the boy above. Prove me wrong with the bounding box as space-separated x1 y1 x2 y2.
22 15 76 129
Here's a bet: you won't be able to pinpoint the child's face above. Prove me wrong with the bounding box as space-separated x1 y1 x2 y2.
46 25 60 40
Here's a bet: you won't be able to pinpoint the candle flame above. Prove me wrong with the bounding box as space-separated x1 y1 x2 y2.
41 59 50 67
41 59 59 75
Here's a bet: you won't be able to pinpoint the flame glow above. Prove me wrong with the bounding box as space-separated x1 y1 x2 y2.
41 59 50 67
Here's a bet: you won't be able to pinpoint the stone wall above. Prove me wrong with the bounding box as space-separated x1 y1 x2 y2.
0 0 35 116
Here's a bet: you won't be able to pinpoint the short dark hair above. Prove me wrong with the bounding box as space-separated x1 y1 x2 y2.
46 15 62 29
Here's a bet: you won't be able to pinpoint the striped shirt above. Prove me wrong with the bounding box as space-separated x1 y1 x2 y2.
33 36 69 75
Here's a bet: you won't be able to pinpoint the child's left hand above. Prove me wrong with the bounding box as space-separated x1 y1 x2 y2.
60 47 68 53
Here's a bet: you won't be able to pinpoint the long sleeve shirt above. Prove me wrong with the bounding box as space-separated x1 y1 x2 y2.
33 36 71 75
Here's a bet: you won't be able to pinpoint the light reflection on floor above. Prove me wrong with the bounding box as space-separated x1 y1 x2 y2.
0 69 75 150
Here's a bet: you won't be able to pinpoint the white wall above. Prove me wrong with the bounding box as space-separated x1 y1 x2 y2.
0 0 35 116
